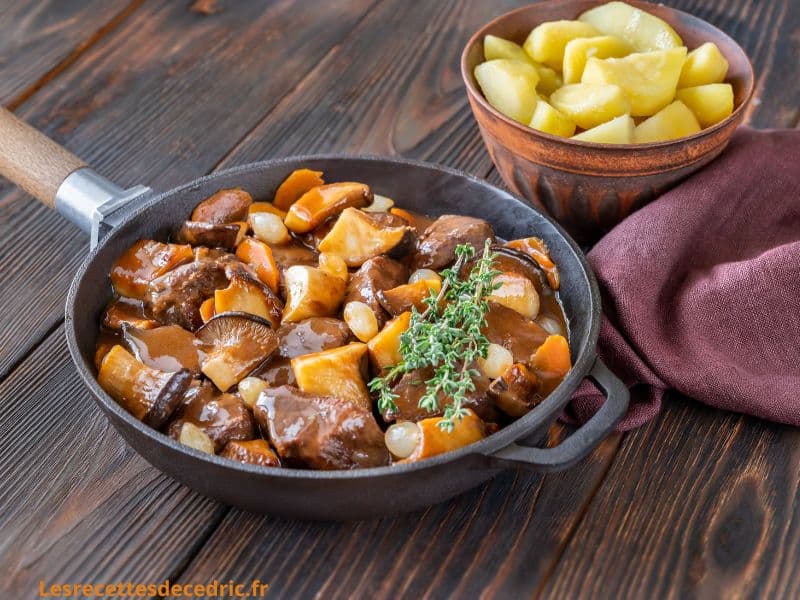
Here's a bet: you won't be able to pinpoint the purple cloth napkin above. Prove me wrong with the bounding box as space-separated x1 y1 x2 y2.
568 127 800 429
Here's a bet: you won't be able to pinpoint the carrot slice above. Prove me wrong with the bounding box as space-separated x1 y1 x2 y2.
273 169 324 210
235 237 280 293
199 297 215 323
530 335 571 377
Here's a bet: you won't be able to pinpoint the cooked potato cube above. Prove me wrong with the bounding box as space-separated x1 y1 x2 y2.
534 64 563 96
523 20 600 71
579 1 683 52
675 83 733 127
571 114 634 144
483 34 534 64
549 83 631 129
489 273 540 319
529 100 576 138
367 311 411 371
562 35 632 84
238 376 268 410
582 47 688 116
282 265 346 323
633 100 701 143
679 42 729 88
179 422 215 454
318 207 413 267
291 343 371 409
474 59 540 124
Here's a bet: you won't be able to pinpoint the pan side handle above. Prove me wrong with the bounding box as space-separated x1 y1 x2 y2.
487 358 629 472
0 108 149 247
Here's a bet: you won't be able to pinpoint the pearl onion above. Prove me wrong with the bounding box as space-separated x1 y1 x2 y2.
385 421 421 459
478 343 514 379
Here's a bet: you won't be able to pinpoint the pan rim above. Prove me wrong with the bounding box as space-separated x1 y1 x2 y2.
66 154 601 480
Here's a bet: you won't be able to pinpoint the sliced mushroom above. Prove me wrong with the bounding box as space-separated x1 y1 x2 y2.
168 381 255 451
291 343 371 409
102 298 159 331
215 272 283 328
505 237 560 289
284 182 372 233
282 265 346 323
488 363 541 418
196 312 279 391
235 238 281 293
191 188 253 223
345 256 409 327
98 345 192 427
254 385 389 469
175 221 247 251
377 279 441 316
397 409 486 463
273 168 325 210
317 208 415 267
220 439 280 467
110 240 193 300
121 323 205 373
412 215 495 270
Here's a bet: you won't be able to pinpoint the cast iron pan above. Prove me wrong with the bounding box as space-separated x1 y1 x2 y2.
0 107 628 520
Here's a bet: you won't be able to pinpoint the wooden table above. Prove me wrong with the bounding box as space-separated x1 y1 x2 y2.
1 1 797 598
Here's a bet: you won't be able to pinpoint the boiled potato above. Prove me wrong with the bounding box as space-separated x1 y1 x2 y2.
579 1 682 52
291 343 371 409
571 114 634 144
484 34 534 64
282 265 346 322
535 64 563 96
549 83 631 129
562 35 632 84
529 100 576 138
523 20 600 71
678 42 729 88
634 100 701 143
676 83 734 127
581 47 687 116
474 59 540 123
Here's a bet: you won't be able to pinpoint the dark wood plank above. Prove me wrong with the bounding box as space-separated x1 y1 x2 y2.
0 0 137 107
0 0 377 380
540 397 800 599
0 327 227 594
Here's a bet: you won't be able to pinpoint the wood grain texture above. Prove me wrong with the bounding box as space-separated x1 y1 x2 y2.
0 327 227 594
0 107 86 206
0 0 376 379
541 396 800 599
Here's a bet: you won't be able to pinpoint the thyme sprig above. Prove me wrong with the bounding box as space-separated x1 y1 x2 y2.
369 239 501 432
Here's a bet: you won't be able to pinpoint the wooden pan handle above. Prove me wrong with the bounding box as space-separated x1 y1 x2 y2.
0 107 87 208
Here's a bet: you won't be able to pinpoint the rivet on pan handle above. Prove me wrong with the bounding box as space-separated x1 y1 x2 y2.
488 358 629 472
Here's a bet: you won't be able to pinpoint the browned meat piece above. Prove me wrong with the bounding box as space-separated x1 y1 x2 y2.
412 215 495 270
345 256 409 326
220 439 280 467
382 366 499 424
254 385 389 470
191 188 252 223
482 302 548 364
276 317 352 358
250 357 295 387
174 221 246 251
168 382 255 452
488 363 541 418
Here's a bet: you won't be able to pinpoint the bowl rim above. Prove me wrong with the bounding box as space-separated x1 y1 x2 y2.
66 154 602 482
460 0 755 150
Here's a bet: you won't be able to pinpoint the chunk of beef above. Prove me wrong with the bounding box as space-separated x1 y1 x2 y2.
191 188 252 224
147 258 228 330
220 439 280 467
255 385 389 469
412 215 495 270
345 257 409 326
488 363 541 418
276 317 352 358
482 302 548 364
382 366 499 424
167 381 255 452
